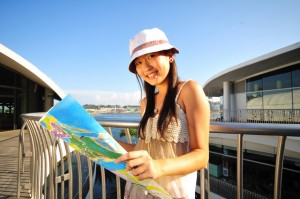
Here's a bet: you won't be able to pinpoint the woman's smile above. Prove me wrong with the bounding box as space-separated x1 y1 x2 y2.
147 71 159 79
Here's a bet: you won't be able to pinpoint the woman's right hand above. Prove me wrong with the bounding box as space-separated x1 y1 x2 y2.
115 150 160 180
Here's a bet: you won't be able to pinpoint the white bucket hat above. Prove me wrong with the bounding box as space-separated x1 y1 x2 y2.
128 28 179 73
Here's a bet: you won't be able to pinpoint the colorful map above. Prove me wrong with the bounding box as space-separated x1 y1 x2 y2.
39 94 171 198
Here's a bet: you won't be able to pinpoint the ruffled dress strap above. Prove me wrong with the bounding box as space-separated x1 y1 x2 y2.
175 80 190 103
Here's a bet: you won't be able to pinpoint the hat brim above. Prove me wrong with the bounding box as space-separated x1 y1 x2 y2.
128 44 179 73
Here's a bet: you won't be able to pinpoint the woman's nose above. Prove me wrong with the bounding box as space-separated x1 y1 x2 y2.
142 60 152 71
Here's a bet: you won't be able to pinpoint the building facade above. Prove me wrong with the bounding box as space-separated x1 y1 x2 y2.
0 44 65 131
204 42 300 123
204 42 300 198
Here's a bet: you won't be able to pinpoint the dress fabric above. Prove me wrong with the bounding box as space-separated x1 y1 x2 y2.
124 81 197 199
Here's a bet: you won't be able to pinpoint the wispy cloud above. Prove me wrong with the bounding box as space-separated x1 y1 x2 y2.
65 90 142 106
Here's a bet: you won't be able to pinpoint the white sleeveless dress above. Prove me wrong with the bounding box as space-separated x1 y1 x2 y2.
124 81 197 199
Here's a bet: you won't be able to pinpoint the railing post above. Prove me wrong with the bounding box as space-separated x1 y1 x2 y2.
64 142 73 199
75 152 83 198
17 122 27 198
101 166 107 199
200 167 210 199
88 159 94 199
237 134 243 199
274 136 286 199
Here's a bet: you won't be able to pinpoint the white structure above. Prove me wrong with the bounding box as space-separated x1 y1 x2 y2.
0 44 65 130
203 42 300 178
204 42 300 121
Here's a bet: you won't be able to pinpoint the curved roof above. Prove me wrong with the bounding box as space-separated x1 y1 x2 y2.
203 42 300 97
0 43 66 99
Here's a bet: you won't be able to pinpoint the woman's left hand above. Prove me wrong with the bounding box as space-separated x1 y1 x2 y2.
114 150 159 180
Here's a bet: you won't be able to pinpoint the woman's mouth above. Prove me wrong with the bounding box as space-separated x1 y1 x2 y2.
147 72 158 79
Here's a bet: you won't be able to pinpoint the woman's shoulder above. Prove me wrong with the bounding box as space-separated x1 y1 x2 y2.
178 80 202 93
178 80 206 102
176 80 202 110
140 97 147 113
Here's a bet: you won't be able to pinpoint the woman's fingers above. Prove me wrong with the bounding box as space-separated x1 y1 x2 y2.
114 150 148 164
114 150 157 180
136 171 154 181
115 151 140 163
126 157 144 170
131 160 157 180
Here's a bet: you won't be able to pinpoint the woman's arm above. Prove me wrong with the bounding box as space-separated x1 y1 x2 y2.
117 140 136 152
115 80 210 180
116 97 146 152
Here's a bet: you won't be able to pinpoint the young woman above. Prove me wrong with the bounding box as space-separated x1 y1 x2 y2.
115 28 210 199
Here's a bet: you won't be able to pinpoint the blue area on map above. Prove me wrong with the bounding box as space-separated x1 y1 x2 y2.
49 95 104 138
95 159 126 170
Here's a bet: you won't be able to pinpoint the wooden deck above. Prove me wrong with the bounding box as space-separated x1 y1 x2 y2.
0 130 31 199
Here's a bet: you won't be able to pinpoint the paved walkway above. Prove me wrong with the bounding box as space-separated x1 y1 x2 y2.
0 130 31 199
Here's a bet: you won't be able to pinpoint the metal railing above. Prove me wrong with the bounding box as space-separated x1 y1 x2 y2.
18 113 95 199
214 109 300 123
209 122 300 199
17 113 300 199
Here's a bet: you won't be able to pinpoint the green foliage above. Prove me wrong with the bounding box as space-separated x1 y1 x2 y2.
82 104 98 109
119 128 137 138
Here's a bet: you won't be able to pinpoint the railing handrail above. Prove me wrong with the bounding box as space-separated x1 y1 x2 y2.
212 108 300 124
21 112 300 136
210 122 300 136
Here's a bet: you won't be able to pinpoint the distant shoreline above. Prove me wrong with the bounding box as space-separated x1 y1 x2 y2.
96 112 140 114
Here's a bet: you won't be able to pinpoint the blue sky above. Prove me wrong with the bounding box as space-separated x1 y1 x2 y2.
1 1 300 105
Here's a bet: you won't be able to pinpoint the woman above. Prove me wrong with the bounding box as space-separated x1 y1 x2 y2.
115 28 210 199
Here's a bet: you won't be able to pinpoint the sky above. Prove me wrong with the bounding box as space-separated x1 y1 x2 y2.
1 1 300 105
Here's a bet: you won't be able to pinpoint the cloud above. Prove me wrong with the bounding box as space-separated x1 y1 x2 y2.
65 90 142 105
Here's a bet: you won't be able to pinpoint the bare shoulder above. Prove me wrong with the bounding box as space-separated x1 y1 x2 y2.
140 97 147 114
141 97 147 104
177 80 207 111
180 80 205 99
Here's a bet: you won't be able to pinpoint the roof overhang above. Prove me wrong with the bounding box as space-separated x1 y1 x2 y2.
0 43 66 99
203 42 300 97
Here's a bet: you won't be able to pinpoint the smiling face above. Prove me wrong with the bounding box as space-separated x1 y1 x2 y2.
134 51 173 86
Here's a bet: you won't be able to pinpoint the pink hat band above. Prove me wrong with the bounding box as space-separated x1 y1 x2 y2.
131 40 168 57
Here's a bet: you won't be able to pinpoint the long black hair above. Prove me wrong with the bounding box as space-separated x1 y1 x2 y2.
135 50 179 139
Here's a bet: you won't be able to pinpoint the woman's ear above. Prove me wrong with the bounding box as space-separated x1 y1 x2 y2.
168 53 174 63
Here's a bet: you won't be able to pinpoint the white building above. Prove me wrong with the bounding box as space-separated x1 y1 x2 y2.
203 42 300 196
0 44 65 130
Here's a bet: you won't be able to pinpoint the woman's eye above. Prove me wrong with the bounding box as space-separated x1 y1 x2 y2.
148 54 155 59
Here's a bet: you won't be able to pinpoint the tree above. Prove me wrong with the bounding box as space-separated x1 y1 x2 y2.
119 128 137 138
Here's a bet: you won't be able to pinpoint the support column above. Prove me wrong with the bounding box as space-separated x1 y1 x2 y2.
223 81 232 121
44 88 54 111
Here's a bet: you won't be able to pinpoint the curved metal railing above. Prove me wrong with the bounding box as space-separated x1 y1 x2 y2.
18 113 95 199
17 113 300 199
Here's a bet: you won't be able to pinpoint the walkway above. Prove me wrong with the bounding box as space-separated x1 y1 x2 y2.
0 130 31 199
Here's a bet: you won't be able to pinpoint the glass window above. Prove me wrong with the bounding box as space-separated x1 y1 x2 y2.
293 88 300 109
0 66 15 85
247 92 262 109
247 78 262 92
263 89 292 109
263 72 291 90
292 69 300 87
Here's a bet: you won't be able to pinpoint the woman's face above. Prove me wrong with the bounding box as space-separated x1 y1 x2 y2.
134 51 172 86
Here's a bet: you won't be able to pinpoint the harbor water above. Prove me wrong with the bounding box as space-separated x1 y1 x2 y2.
94 113 140 143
